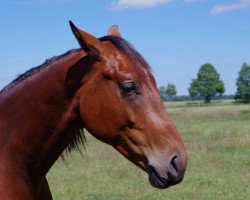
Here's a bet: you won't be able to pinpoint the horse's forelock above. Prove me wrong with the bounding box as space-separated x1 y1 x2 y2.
99 36 151 72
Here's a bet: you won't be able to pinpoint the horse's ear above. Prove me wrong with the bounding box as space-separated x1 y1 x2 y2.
108 25 121 37
69 21 101 57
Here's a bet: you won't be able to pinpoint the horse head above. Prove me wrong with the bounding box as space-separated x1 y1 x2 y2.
68 21 188 189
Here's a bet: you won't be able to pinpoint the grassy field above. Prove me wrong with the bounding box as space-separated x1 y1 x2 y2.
47 101 250 200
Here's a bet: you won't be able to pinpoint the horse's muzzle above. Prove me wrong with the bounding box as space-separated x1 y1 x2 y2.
147 156 185 189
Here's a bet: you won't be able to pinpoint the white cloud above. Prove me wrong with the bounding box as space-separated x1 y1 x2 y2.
107 0 250 14
211 0 250 15
107 0 175 11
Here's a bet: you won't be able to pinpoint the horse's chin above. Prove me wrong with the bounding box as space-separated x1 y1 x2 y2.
147 164 184 189
148 169 170 189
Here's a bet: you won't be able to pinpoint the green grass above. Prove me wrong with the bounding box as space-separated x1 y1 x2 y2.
47 101 250 200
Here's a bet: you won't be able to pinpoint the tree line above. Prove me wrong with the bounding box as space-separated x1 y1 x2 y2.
159 63 250 103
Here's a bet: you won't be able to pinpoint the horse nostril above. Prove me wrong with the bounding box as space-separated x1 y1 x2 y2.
171 156 179 175
127 120 135 129
168 156 184 183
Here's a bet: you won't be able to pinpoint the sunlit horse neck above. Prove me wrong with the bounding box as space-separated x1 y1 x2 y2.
0 48 87 199
0 22 187 200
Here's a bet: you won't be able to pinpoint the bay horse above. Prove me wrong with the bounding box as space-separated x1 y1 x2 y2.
0 21 187 200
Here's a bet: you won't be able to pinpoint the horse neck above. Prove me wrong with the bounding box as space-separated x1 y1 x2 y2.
0 50 86 185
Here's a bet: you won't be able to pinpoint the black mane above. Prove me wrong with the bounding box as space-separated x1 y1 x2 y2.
99 36 151 71
0 48 81 94
1 37 149 94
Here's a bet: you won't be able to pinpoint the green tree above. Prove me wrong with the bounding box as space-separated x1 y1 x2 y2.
166 83 177 99
188 63 225 103
235 63 250 103
158 86 166 99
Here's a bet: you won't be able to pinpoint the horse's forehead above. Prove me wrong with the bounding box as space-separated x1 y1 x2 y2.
103 52 120 68
100 41 154 85
104 50 145 74
101 50 128 74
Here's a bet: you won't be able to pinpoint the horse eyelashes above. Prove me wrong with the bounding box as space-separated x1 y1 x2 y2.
120 82 140 96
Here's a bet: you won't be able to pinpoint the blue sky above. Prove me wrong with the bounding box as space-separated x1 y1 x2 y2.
0 0 250 95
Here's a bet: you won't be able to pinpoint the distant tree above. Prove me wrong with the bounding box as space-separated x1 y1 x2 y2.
166 83 177 99
188 79 200 99
235 63 250 103
158 86 166 99
188 63 225 103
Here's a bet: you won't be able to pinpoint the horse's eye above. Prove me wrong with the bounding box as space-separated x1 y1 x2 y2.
120 82 139 96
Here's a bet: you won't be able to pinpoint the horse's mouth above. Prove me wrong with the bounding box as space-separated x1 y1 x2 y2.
148 165 170 189
147 165 184 189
